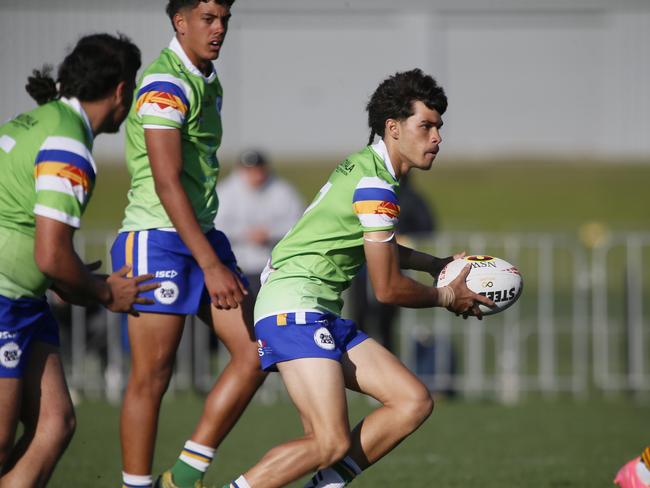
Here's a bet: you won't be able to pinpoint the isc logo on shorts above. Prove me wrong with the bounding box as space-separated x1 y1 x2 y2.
155 270 178 279
155 280 180 305
0 342 21 369
314 327 335 351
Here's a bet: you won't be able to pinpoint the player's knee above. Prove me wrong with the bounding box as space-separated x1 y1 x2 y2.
394 383 434 430
316 431 351 468
41 406 76 450
129 363 174 398
229 344 265 377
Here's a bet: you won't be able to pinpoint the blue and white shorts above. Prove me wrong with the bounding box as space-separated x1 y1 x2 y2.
111 228 248 315
254 311 369 371
0 295 59 378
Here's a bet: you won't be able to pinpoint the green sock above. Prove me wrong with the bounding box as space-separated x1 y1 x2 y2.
169 440 215 488
169 459 202 488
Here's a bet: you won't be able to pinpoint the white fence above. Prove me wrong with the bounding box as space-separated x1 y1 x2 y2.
59 231 650 403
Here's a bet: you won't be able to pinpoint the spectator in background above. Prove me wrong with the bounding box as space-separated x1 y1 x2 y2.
215 150 304 296
350 172 435 352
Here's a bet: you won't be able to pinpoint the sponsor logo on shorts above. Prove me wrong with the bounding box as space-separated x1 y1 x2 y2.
257 339 273 357
314 327 335 351
0 342 21 369
0 331 17 340
155 269 178 279
155 280 179 305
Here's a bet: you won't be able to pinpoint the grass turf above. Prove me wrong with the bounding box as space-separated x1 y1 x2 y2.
84 159 650 233
52 393 646 487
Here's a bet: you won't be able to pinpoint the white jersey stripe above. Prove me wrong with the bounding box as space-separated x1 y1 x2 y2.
355 176 395 192
137 231 149 276
358 213 397 229
34 204 80 228
39 136 96 173
35 175 87 205
140 73 192 102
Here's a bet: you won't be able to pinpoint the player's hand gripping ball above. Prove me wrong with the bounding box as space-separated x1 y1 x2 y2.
436 255 523 316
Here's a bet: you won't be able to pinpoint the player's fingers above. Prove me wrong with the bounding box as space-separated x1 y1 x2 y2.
452 251 466 260
472 303 483 320
137 282 160 292
456 263 472 280
115 265 132 277
133 273 155 284
134 297 155 305
236 277 249 296
474 293 496 309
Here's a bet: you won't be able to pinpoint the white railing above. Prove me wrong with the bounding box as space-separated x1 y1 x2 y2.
60 231 650 403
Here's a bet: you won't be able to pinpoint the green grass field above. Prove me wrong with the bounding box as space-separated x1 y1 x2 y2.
51 394 645 487
86 159 650 233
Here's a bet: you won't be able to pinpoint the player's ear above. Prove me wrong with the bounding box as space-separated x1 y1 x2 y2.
385 118 400 140
113 80 127 106
174 11 187 35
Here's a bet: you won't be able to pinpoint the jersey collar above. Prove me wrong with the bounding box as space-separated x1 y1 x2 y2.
169 37 217 83
60 97 94 146
370 139 397 181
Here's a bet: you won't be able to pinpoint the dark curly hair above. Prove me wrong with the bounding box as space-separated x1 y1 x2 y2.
25 33 141 106
166 0 235 30
366 69 447 145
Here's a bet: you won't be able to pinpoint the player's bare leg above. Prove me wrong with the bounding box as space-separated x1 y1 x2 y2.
188 295 266 447
0 343 75 488
121 313 185 475
341 338 433 467
302 337 432 488
0 378 21 471
237 358 351 488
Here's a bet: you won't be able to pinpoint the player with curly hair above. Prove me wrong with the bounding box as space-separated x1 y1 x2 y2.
221 69 495 488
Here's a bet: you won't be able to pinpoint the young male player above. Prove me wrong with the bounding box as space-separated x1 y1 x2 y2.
222 69 496 488
110 2 266 487
0 33 152 487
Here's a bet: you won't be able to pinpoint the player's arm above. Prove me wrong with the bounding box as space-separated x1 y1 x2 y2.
364 231 494 317
34 216 156 313
397 244 460 276
145 128 247 309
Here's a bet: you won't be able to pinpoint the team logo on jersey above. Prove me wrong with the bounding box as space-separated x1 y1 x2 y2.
155 280 180 305
136 91 188 115
0 332 17 340
0 342 22 369
215 96 222 113
375 201 400 219
314 327 335 351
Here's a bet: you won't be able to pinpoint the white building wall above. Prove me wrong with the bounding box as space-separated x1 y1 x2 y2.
0 1 648 163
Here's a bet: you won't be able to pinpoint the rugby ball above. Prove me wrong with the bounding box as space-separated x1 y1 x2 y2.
436 255 523 316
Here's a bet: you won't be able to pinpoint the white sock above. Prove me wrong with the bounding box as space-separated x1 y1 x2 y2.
303 456 363 487
122 472 152 488
231 474 252 488
637 460 650 485
179 440 215 472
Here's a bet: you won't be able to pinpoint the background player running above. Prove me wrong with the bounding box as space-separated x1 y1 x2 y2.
0 33 153 488
222 69 495 488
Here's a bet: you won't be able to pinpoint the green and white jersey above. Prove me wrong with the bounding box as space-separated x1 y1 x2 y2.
0 97 95 299
121 37 224 232
254 140 400 320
